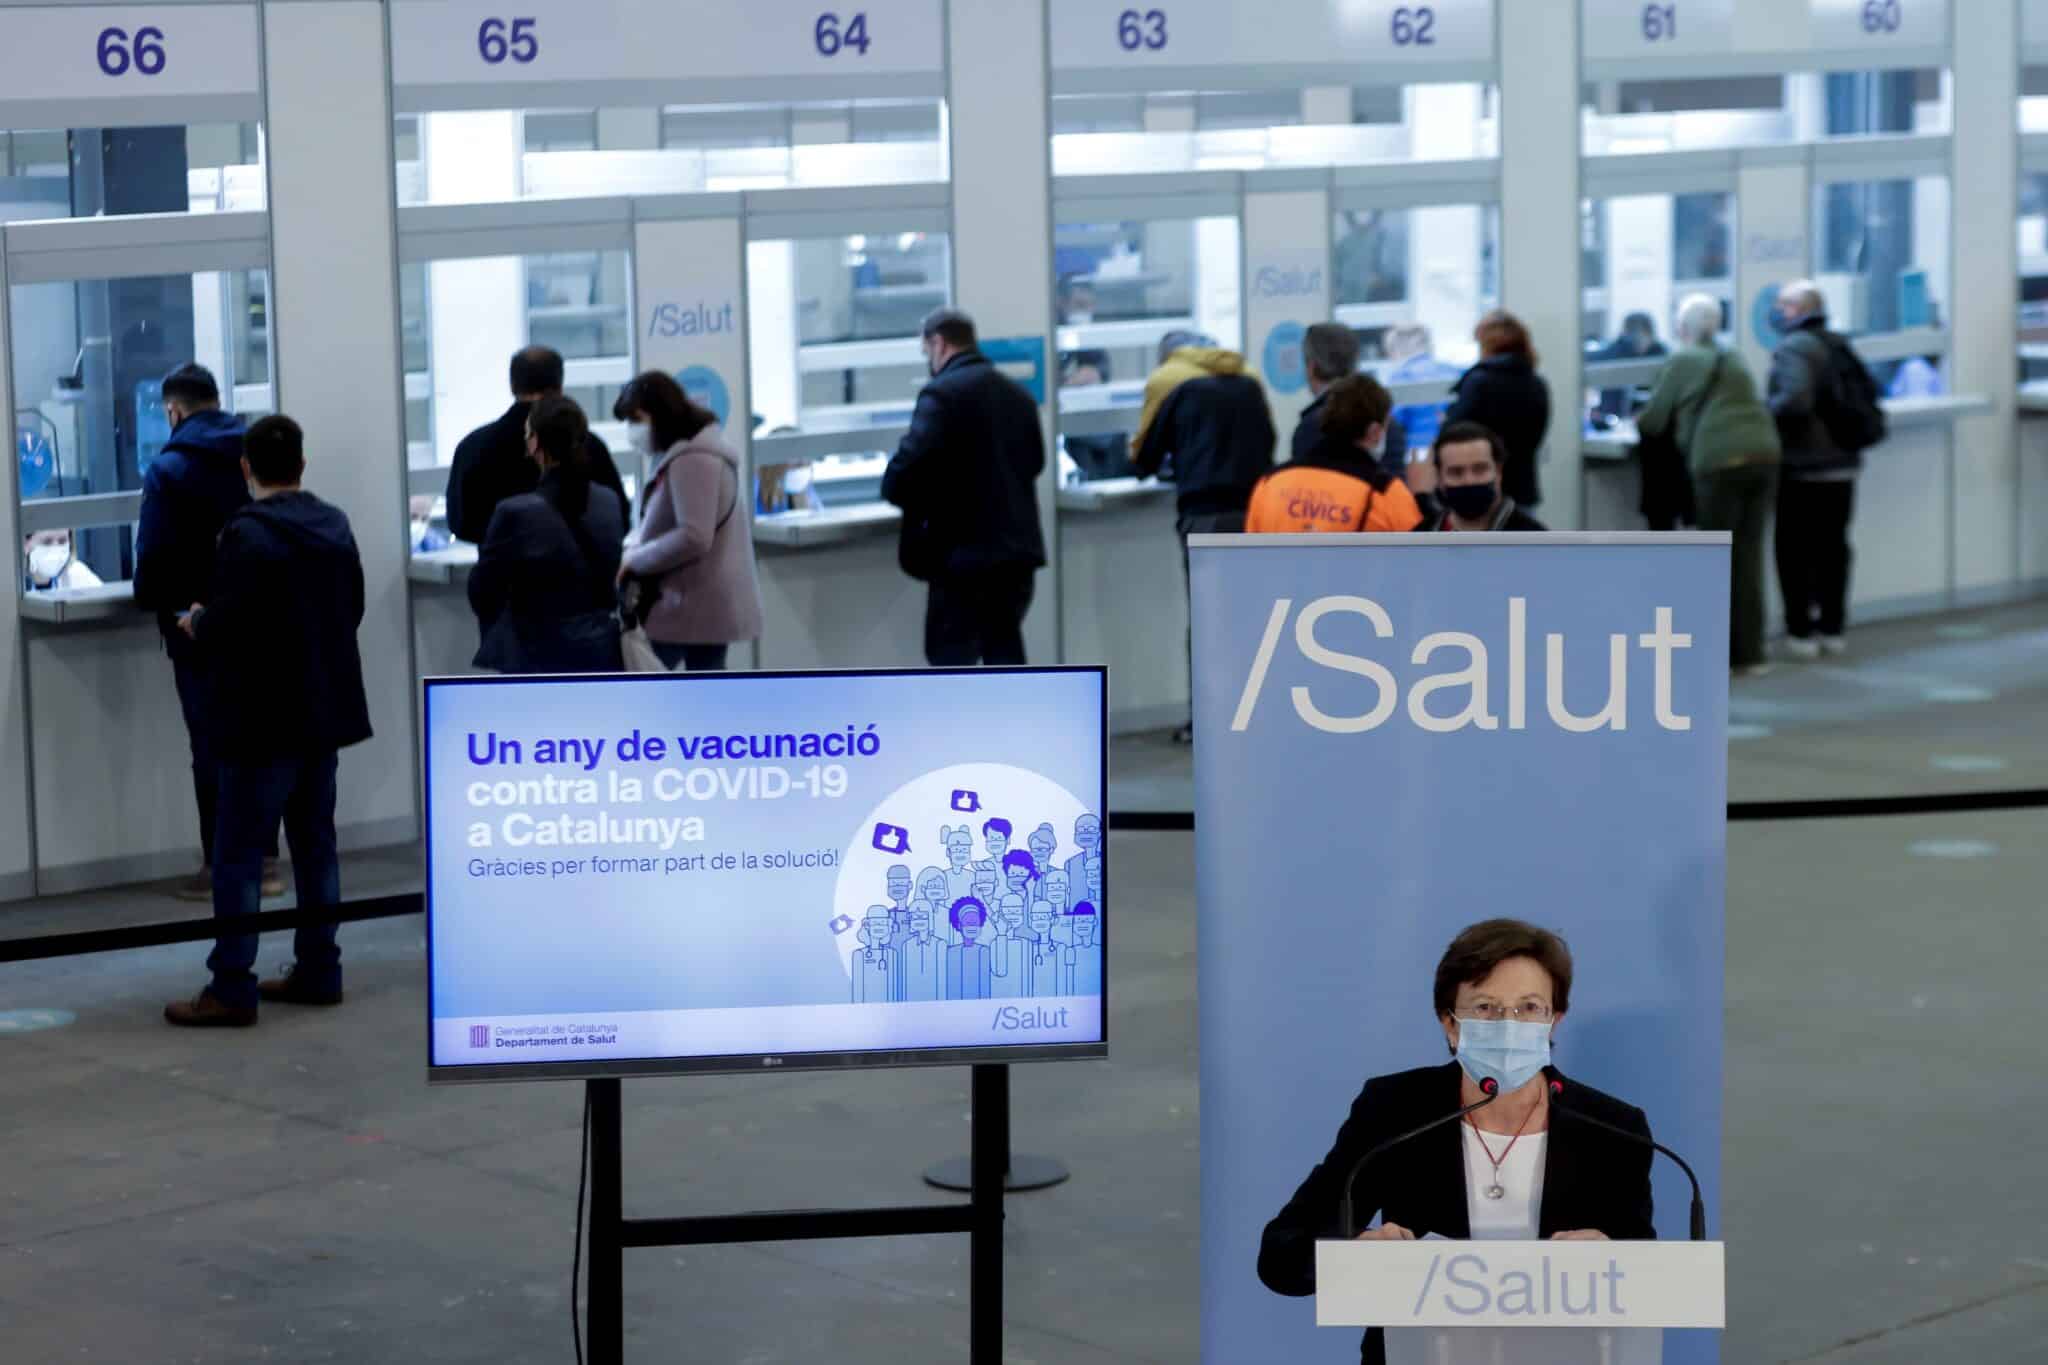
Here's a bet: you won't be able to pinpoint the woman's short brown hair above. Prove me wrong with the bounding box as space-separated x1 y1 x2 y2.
1319 375 1394 447
1433 919 1573 1016
1474 310 1537 365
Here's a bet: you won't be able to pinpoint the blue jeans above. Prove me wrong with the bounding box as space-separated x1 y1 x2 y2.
208 752 342 1008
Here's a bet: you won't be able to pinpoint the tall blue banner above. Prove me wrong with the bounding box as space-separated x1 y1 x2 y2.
1192 534 1728 1364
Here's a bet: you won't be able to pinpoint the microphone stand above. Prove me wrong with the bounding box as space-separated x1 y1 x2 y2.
1338 1079 1499 1241
1549 1081 1708 1241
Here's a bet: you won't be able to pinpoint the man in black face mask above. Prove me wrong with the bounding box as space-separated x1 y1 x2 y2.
1423 421 1547 533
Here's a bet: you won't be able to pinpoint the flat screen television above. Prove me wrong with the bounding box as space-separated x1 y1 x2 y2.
425 667 1108 1082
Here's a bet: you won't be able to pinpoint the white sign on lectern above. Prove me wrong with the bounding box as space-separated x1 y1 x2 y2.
1316 1240 1726 1365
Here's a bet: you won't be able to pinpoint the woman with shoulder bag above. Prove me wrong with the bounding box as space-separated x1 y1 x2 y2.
468 396 627 674
612 372 764 672
1635 294 1782 675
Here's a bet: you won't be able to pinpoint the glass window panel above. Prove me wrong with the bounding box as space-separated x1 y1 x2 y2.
1815 176 1949 338
523 110 599 153
1583 68 1947 154
1332 204 1498 368
850 100 942 143
0 123 264 219
1053 216 1243 483
12 268 273 507
1053 96 1144 136
2019 172 2048 378
795 232 950 346
662 106 792 150
526 250 630 360
750 233 953 507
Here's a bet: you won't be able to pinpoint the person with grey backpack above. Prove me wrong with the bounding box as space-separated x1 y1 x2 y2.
1766 280 1887 660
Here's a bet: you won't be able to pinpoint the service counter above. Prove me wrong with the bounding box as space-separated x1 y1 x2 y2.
15 578 413 892
2017 381 2048 587
1578 393 2005 623
1057 477 1187 735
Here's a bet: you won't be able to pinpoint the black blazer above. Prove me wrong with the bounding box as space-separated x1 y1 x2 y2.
1258 1062 1655 1365
881 351 1047 582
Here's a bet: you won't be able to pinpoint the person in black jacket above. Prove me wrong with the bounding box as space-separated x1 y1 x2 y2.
881 309 1048 667
164 416 373 1028
1444 311 1552 510
1290 323 1407 477
133 363 283 903
469 396 627 675
1258 919 1656 1365
1133 333 1277 743
444 346 628 549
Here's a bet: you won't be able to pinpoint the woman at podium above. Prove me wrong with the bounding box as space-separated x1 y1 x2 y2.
1257 919 1655 1364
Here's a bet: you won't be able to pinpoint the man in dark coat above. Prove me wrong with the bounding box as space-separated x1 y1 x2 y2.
165 416 373 1027
882 309 1048 667
444 345 628 547
133 363 282 901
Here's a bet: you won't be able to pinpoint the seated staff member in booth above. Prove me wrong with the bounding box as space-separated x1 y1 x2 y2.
468 396 627 675
1421 421 1548 534
1256 919 1656 1365
1246 375 1422 535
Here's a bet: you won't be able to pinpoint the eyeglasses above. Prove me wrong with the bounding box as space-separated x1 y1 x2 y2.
1455 1001 1555 1024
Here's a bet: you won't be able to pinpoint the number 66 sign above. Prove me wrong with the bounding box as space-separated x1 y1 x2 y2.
0 4 259 108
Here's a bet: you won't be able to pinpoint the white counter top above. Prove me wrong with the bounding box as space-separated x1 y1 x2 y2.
2018 380 2048 413
18 581 143 624
1057 477 1174 512
408 544 478 586
753 502 902 549
1583 392 1995 463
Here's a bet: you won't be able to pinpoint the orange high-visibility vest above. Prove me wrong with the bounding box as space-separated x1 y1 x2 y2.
1244 465 1423 535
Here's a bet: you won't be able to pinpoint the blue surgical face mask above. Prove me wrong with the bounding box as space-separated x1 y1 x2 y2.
1455 1018 1552 1094
1769 309 1798 336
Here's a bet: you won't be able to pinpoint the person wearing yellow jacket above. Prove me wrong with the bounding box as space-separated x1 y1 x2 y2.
1131 333 1278 743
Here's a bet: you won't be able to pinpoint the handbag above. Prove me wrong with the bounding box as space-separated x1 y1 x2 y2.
1634 352 1724 531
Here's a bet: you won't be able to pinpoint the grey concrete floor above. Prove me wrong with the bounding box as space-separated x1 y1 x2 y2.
5 601 2048 1362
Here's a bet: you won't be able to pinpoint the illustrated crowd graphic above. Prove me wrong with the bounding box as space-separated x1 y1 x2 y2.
839 796 1105 1005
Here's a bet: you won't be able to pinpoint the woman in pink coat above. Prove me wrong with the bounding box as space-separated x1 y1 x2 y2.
612 372 764 670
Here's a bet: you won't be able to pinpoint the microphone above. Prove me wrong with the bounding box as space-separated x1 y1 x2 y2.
1548 1078 1708 1241
1338 1077 1498 1241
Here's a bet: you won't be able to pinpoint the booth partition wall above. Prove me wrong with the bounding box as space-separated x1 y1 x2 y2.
3 0 2042 897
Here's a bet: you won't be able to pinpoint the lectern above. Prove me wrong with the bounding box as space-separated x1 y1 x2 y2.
1316 1240 1725 1364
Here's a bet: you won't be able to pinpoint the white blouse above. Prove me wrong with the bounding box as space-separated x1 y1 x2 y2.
1461 1124 1547 1241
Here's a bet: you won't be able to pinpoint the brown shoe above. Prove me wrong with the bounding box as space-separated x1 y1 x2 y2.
258 970 343 1007
164 990 257 1028
170 868 213 903
260 859 286 899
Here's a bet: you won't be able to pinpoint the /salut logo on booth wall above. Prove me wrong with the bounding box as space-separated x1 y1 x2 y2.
1231 596 1697 736
647 299 736 338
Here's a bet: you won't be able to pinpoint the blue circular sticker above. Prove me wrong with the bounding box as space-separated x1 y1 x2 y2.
0 1008 75 1035
17 427 54 500
674 366 732 428
1262 322 1308 397
1749 284 1783 351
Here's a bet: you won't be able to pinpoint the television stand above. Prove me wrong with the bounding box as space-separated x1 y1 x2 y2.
582 1064 1010 1362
